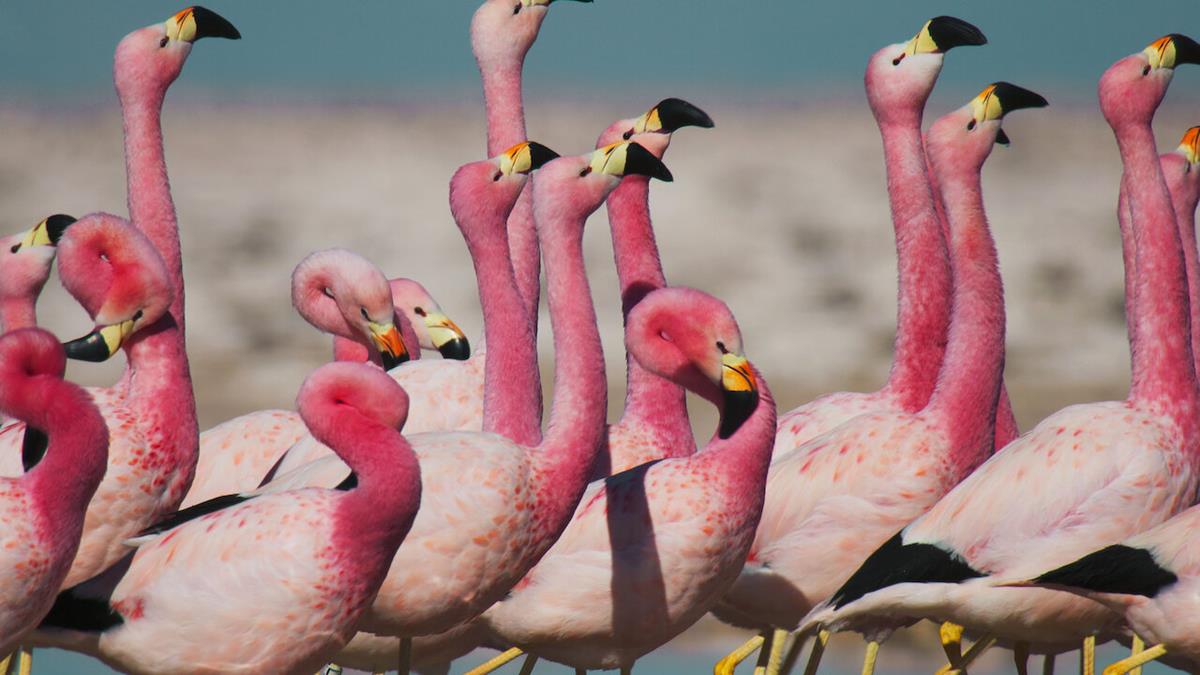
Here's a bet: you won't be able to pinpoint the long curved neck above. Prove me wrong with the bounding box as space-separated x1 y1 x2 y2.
122 88 185 332
1118 124 1198 414
694 369 777 500
1118 177 1138 351
481 54 540 342
27 385 108 541
455 189 541 446
0 296 38 333
927 154 1005 460
1167 165 1200 379
879 118 952 412
531 193 606 535
607 176 691 447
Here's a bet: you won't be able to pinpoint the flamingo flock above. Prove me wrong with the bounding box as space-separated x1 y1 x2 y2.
2 5 1200 675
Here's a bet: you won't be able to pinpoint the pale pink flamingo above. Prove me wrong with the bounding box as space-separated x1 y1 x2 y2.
32 359 423 675
0 215 76 333
800 35 1200 673
182 248 411 507
470 286 774 674
0 329 107 661
199 141 667 671
1007 126 1200 675
714 82 1045 675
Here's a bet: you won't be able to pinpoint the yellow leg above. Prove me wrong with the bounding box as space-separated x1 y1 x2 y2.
517 655 538 675
936 634 996 675
762 629 789 675
16 648 28 675
860 640 880 675
940 622 965 669
1127 635 1145 675
0 653 12 675
465 647 526 675
798 630 829 675
1015 642 1031 675
752 629 776 675
318 666 342 675
1102 644 1167 675
1081 636 1096 675
716 633 766 675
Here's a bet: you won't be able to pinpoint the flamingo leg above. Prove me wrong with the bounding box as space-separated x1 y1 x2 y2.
1015 642 1031 675
936 634 996 675
398 637 412 675
1127 635 1145 675
517 655 538 675
0 653 11 675
465 647 525 675
752 629 775 675
715 633 766 675
15 648 28 675
940 622 965 669
1080 636 1096 675
860 640 880 675
796 630 829 675
318 666 342 675
761 628 789 675
1102 644 1167 675
1042 653 1056 675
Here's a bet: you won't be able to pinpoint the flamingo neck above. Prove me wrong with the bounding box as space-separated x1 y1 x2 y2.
926 156 1005 462
1167 164 1200 379
531 197 606 537
118 314 199 509
606 176 692 452
0 296 37 333
1118 178 1138 350
878 119 952 412
453 187 541 446
1118 124 1199 416
480 55 540 339
121 89 185 331
695 367 777 501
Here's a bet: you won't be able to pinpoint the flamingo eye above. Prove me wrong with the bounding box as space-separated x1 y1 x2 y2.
360 307 370 320
493 171 503 182
716 341 728 354
659 331 672 342
322 288 335 299
9 245 18 254
622 130 634 140
133 310 144 322
513 3 521 14
579 166 592 177
967 119 977 131
413 307 427 317
159 37 169 48
892 54 904 66
1143 65 1151 76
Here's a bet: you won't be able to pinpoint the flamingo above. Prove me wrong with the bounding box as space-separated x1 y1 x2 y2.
0 329 107 667
470 286 775 674
712 82 1046 675
182 248 411 507
800 34 1200 674
0 215 76 333
333 277 471 362
174 141 669 672
32 359 423 675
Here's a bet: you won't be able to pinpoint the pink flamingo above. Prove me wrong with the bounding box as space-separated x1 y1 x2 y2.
801 34 1200 674
333 278 471 362
206 141 668 672
183 248 411 507
0 329 107 663
715 82 1046 675
470 286 775 674
0 215 76 333
1007 126 1200 675
32 360 423 675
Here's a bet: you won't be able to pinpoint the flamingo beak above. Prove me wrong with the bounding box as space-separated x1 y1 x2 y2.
719 353 759 439
368 321 410 370
628 98 714 136
589 142 674 181
520 0 592 6
12 214 75 252
63 318 137 362
165 6 241 43
904 16 987 56
424 312 471 361
498 141 560 177
1178 126 1200 167
1142 34 1200 71
968 82 1048 145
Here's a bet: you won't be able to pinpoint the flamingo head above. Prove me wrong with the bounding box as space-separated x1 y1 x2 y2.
388 278 471 360
114 6 240 100
450 141 559 234
0 328 70 424
926 82 1047 172
626 287 760 439
865 16 986 125
0 215 76 303
56 213 174 362
471 0 590 66
298 361 411 436
293 249 410 370
595 98 715 157
1163 126 1200 205
533 142 674 222
1100 34 1200 129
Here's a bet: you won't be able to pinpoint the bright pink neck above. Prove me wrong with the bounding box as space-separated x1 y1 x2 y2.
605 176 692 454
530 184 606 537
694 366 777 501
1166 162 1200 378
878 120 953 412
1118 125 1199 415
0 297 37 333
451 177 541 447
926 153 1005 461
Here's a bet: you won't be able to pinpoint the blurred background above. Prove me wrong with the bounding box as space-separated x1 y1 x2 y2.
3 1 1200 673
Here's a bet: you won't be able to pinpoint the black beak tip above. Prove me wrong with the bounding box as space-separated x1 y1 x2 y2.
624 142 674 182
190 6 242 40
995 128 1011 146
654 98 715 131
45 214 77 245
992 81 1049 112
62 332 112 363
380 350 411 371
437 337 472 361
928 16 987 50
526 142 561 171
1170 33 1200 66
718 388 760 439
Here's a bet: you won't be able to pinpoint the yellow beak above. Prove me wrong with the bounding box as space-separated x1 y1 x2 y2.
63 319 137 362
1179 126 1200 166
424 312 471 360
368 321 410 369
721 353 758 394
